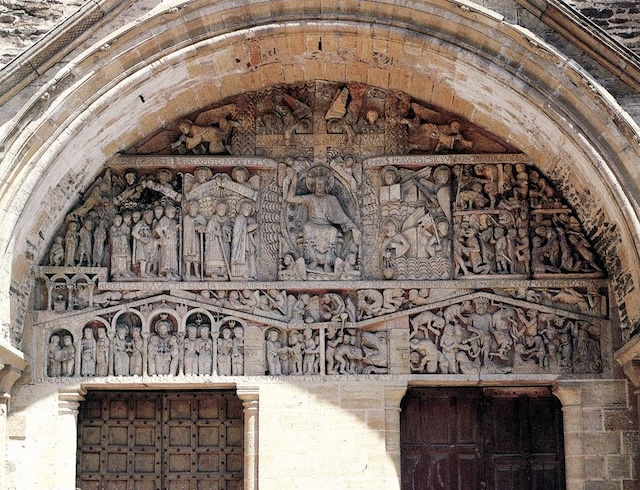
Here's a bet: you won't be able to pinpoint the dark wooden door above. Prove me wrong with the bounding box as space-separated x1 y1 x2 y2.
77 391 243 490
401 388 565 490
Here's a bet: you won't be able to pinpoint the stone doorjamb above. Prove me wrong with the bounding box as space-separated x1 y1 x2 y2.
385 382 408 490
57 385 87 490
0 343 27 488
237 384 259 490
553 382 584 489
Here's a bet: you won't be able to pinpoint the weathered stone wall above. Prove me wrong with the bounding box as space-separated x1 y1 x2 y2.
568 0 640 53
1 0 638 69
0 0 83 67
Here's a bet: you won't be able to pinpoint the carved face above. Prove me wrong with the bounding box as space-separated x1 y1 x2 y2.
195 168 210 183
156 322 169 336
433 166 449 184
124 172 136 185
178 121 191 134
382 220 397 237
215 202 228 216
240 202 253 217
314 178 327 196
97 328 106 338
187 327 197 339
84 329 93 339
473 299 488 314
382 169 396 185
199 327 210 339
222 328 231 339
267 330 279 341
232 167 249 183
63 335 72 346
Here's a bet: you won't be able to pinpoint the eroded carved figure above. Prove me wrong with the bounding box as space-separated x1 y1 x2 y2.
148 314 179 376
283 164 361 278
409 297 602 375
80 328 96 376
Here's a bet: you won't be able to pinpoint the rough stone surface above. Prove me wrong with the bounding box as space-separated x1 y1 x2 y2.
568 0 640 54
0 0 83 68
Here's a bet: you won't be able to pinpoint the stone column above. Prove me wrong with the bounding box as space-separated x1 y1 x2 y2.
237 385 259 490
58 386 86 489
384 382 408 490
553 382 585 490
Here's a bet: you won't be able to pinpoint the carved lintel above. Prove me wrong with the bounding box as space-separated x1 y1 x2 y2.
58 385 87 415
0 343 28 399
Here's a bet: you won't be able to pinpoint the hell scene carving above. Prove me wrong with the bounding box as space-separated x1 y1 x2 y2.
35 81 608 379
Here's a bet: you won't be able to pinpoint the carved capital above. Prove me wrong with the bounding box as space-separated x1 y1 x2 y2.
622 360 640 390
384 382 408 411
615 335 640 389
552 382 582 407
58 386 86 415
0 343 28 399
236 385 259 410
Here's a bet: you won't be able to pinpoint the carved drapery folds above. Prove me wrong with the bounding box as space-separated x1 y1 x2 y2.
34 81 608 380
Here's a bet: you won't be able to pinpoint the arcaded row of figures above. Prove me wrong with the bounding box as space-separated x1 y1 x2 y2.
408 298 602 375
43 159 602 282
47 315 244 377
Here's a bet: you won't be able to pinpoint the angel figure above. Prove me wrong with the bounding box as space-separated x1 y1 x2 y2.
171 103 238 154
402 102 473 153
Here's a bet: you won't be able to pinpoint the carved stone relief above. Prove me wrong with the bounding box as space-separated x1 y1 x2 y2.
408 295 602 375
34 81 609 381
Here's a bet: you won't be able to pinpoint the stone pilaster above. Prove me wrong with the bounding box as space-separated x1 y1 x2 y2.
553 382 585 490
0 343 28 489
236 385 259 490
384 382 408 490
57 386 86 489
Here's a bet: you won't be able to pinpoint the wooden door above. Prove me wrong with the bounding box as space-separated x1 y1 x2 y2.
401 388 565 490
77 391 243 490
483 388 565 490
401 389 485 489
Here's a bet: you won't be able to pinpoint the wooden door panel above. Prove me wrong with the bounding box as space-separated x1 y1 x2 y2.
455 452 482 490
77 391 242 490
401 389 484 490
402 388 564 490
